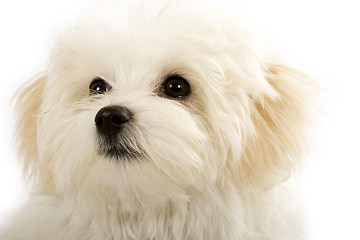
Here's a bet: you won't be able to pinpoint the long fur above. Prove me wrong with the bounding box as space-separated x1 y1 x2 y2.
1 0 317 239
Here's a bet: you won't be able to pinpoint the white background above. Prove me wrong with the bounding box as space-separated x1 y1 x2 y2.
0 0 359 239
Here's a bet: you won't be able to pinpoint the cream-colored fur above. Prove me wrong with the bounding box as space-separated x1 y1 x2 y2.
0 0 318 239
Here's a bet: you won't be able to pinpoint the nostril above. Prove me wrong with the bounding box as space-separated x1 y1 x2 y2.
111 115 125 126
95 116 104 125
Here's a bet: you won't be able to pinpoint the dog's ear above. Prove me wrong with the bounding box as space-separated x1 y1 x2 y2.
237 64 318 188
14 73 53 192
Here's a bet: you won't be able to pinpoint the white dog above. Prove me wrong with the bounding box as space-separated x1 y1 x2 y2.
0 0 318 239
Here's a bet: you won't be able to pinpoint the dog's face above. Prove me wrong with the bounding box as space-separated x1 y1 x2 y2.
15 1 316 207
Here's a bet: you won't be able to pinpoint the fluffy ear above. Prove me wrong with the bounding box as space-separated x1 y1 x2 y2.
14 73 52 192
238 64 318 188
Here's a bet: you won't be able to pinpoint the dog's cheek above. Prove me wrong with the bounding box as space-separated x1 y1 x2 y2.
191 81 255 176
136 100 217 187
37 107 99 194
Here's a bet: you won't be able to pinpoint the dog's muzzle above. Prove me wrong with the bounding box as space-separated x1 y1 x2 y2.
95 105 141 159
95 105 132 136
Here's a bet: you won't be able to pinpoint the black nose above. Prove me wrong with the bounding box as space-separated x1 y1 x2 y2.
95 105 132 136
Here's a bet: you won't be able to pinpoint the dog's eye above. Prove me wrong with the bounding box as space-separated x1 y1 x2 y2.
162 76 191 99
89 78 111 94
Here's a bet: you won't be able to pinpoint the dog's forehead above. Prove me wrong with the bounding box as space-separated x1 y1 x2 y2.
54 14 224 85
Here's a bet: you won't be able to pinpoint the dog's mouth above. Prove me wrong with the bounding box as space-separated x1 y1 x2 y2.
100 145 142 160
97 137 143 160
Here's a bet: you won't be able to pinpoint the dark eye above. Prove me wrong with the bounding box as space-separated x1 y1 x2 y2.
162 75 191 99
89 78 111 94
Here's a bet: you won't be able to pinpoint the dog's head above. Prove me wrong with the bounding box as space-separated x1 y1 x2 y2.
14 0 317 205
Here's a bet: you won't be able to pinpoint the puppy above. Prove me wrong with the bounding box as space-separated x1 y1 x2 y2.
0 0 318 239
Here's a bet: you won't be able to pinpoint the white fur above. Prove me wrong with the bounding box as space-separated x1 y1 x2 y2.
0 0 318 239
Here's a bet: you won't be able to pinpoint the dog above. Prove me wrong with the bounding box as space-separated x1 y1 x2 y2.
0 0 318 239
